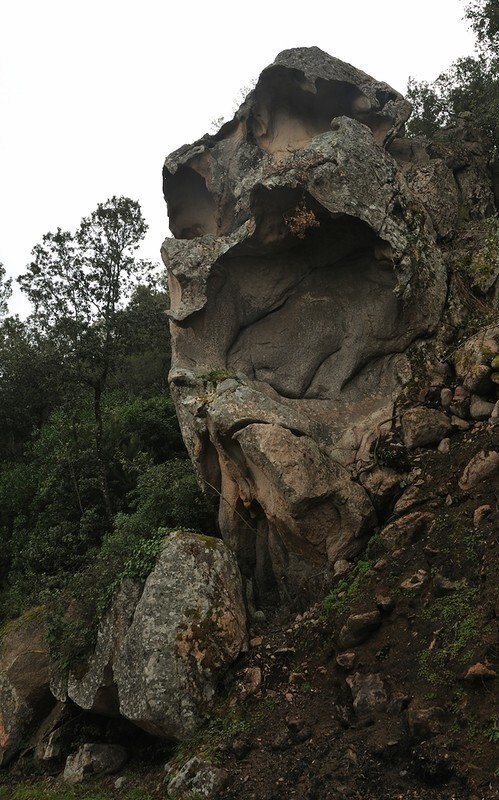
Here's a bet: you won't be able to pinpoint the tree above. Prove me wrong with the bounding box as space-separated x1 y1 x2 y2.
407 0 499 148
19 196 156 518
0 264 12 317
0 317 64 456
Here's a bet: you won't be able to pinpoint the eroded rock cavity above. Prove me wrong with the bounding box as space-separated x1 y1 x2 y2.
162 48 447 608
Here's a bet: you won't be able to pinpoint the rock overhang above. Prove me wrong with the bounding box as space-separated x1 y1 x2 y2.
161 47 447 606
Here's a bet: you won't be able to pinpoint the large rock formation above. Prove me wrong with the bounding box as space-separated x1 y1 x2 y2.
54 532 247 740
161 47 480 607
0 608 53 766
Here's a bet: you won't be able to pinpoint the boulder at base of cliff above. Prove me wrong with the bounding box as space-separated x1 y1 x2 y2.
0 607 53 766
63 743 127 784
167 756 228 799
63 531 247 740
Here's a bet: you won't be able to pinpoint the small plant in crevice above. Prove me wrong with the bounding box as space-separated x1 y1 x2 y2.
417 586 480 687
284 200 320 239
486 719 499 743
323 558 373 617
372 429 410 471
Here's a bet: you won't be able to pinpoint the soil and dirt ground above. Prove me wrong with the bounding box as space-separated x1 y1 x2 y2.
2 420 497 800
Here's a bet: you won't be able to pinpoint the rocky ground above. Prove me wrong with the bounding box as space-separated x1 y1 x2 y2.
1 45 498 800
2 415 497 799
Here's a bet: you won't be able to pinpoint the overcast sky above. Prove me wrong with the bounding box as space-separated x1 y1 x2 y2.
1 0 475 316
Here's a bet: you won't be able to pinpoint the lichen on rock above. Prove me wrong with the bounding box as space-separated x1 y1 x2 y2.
161 47 451 607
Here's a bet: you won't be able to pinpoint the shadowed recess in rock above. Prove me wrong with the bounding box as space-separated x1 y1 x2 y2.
200 193 418 405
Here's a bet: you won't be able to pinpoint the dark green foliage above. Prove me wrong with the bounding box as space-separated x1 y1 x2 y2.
0 199 216 670
0 263 12 317
407 0 498 148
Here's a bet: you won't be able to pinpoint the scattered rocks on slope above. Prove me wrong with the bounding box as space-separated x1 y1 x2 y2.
473 504 492 526
458 450 499 491
379 511 434 550
469 395 495 420
167 756 228 799
408 707 445 740
346 672 387 722
338 610 381 649
63 743 127 784
464 662 497 680
401 408 452 449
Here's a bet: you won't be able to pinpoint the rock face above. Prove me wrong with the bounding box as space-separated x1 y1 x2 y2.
58 532 247 740
162 47 449 606
0 608 52 766
63 744 127 784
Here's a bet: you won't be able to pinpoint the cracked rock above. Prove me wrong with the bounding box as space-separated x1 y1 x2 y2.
162 47 448 605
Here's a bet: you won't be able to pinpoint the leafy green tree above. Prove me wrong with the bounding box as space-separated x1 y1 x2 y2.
407 0 498 148
0 317 64 457
19 197 156 518
0 264 11 317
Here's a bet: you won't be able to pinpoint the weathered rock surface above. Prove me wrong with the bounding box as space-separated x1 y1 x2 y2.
59 532 247 740
338 610 381 649
0 608 52 766
346 672 387 722
380 511 434 550
167 756 228 799
458 450 499 491
162 47 450 605
63 743 127 784
401 408 451 449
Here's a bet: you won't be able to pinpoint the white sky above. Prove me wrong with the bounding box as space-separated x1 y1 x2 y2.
1 0 475 316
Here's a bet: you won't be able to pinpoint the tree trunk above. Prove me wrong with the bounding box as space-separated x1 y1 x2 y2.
93 383 113 521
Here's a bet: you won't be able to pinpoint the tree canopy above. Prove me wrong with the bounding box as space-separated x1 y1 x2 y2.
0 197 215 669
407 0 498 148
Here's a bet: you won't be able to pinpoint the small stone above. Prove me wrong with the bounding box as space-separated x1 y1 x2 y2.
440 388 453 409
394 484 432 515
374 558 387 570
338 610 381 649
288 671 305 684
333 559 351 576
400 569 427 590
63 744 127 784
401 408 452 449
380 511 433 550
491 372 499 384
375 594 394 613
114 776 126 789
167 756 227 798
459 450 499 491
250 636 263 647
469 395 495 420
473 505 492 526
229 738 252 759
408 707 444 739
336 651 356 669
241 666 262 696
346 672 387 721
464 662 497 680
491 400 499 420
451 415 470 430
445 494 453 506
433 574 464 595
491 355 499 370
437 437 450 454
